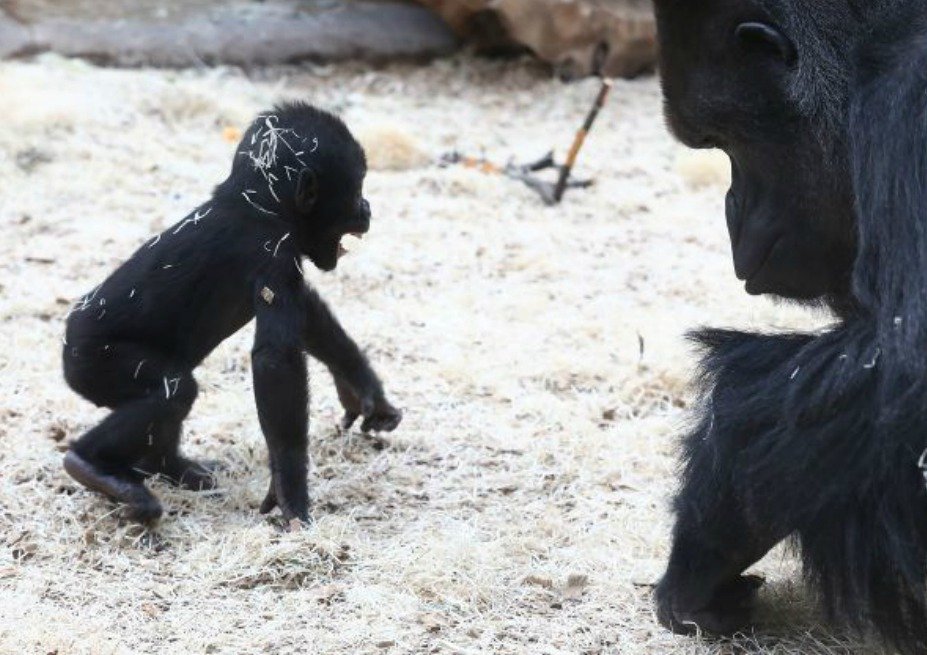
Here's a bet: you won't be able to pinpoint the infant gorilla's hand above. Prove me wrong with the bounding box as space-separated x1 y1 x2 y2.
335 377 402 433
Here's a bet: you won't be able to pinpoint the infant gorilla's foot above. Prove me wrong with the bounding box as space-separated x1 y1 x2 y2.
64 450 164 524
137 455 222 491
656 575 764 636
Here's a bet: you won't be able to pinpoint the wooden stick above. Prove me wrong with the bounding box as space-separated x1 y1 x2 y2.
552 78 614 203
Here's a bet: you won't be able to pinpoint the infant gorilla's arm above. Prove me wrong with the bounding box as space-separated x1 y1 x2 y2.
251 273 401 522
300 286 402 433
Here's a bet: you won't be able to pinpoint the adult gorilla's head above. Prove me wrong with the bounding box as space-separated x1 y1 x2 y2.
654 0 897 301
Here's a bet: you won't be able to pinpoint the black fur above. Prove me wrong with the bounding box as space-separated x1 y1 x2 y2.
62 102 401 525
653 1 927 652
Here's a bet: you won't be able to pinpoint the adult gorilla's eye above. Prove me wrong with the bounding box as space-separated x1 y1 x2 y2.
735 22 797 66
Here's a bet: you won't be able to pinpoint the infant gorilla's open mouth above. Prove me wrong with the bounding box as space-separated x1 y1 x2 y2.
337 231 366 258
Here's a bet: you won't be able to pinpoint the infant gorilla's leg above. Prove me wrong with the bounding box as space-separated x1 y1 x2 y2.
64 344 199 522
135 415 220 491
66 394 173 523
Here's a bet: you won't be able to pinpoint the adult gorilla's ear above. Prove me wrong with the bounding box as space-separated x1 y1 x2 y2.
295 167 319 213
736 22 797 66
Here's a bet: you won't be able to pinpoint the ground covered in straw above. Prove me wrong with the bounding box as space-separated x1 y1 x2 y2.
0 55 886 654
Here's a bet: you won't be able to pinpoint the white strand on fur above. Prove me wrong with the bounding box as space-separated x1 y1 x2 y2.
918 448 927 489
173 205 213 235
239 114 313 207
73 284 102 313
163 376 181 399
242 190 278 216
272 233 290 258
703 397 715 441
863 347 882 369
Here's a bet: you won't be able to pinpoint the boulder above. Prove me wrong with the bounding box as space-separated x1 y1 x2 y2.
416 0 656 79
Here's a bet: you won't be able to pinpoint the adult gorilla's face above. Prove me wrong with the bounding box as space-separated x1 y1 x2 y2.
654 0 857 300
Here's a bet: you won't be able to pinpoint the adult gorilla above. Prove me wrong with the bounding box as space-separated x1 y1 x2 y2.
652 1 927 651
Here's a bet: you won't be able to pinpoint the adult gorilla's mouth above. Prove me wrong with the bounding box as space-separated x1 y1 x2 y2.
735 233 782 284
726 191 784 289
741 236 786 295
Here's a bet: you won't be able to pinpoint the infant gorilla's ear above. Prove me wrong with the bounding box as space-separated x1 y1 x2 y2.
295 168 319 213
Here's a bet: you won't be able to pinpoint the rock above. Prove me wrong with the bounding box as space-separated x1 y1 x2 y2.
417 0 656 79
0 14 33 58
1 1 457 66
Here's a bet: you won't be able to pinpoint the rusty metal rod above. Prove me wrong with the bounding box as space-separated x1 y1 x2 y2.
552 78 614 203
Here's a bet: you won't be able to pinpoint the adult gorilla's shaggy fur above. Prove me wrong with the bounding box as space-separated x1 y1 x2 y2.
653 1 927 652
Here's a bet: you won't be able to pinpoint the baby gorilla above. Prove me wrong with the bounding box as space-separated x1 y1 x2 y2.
62 102 402 523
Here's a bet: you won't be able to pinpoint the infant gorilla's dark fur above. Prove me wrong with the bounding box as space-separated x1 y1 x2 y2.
62 102 401 524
